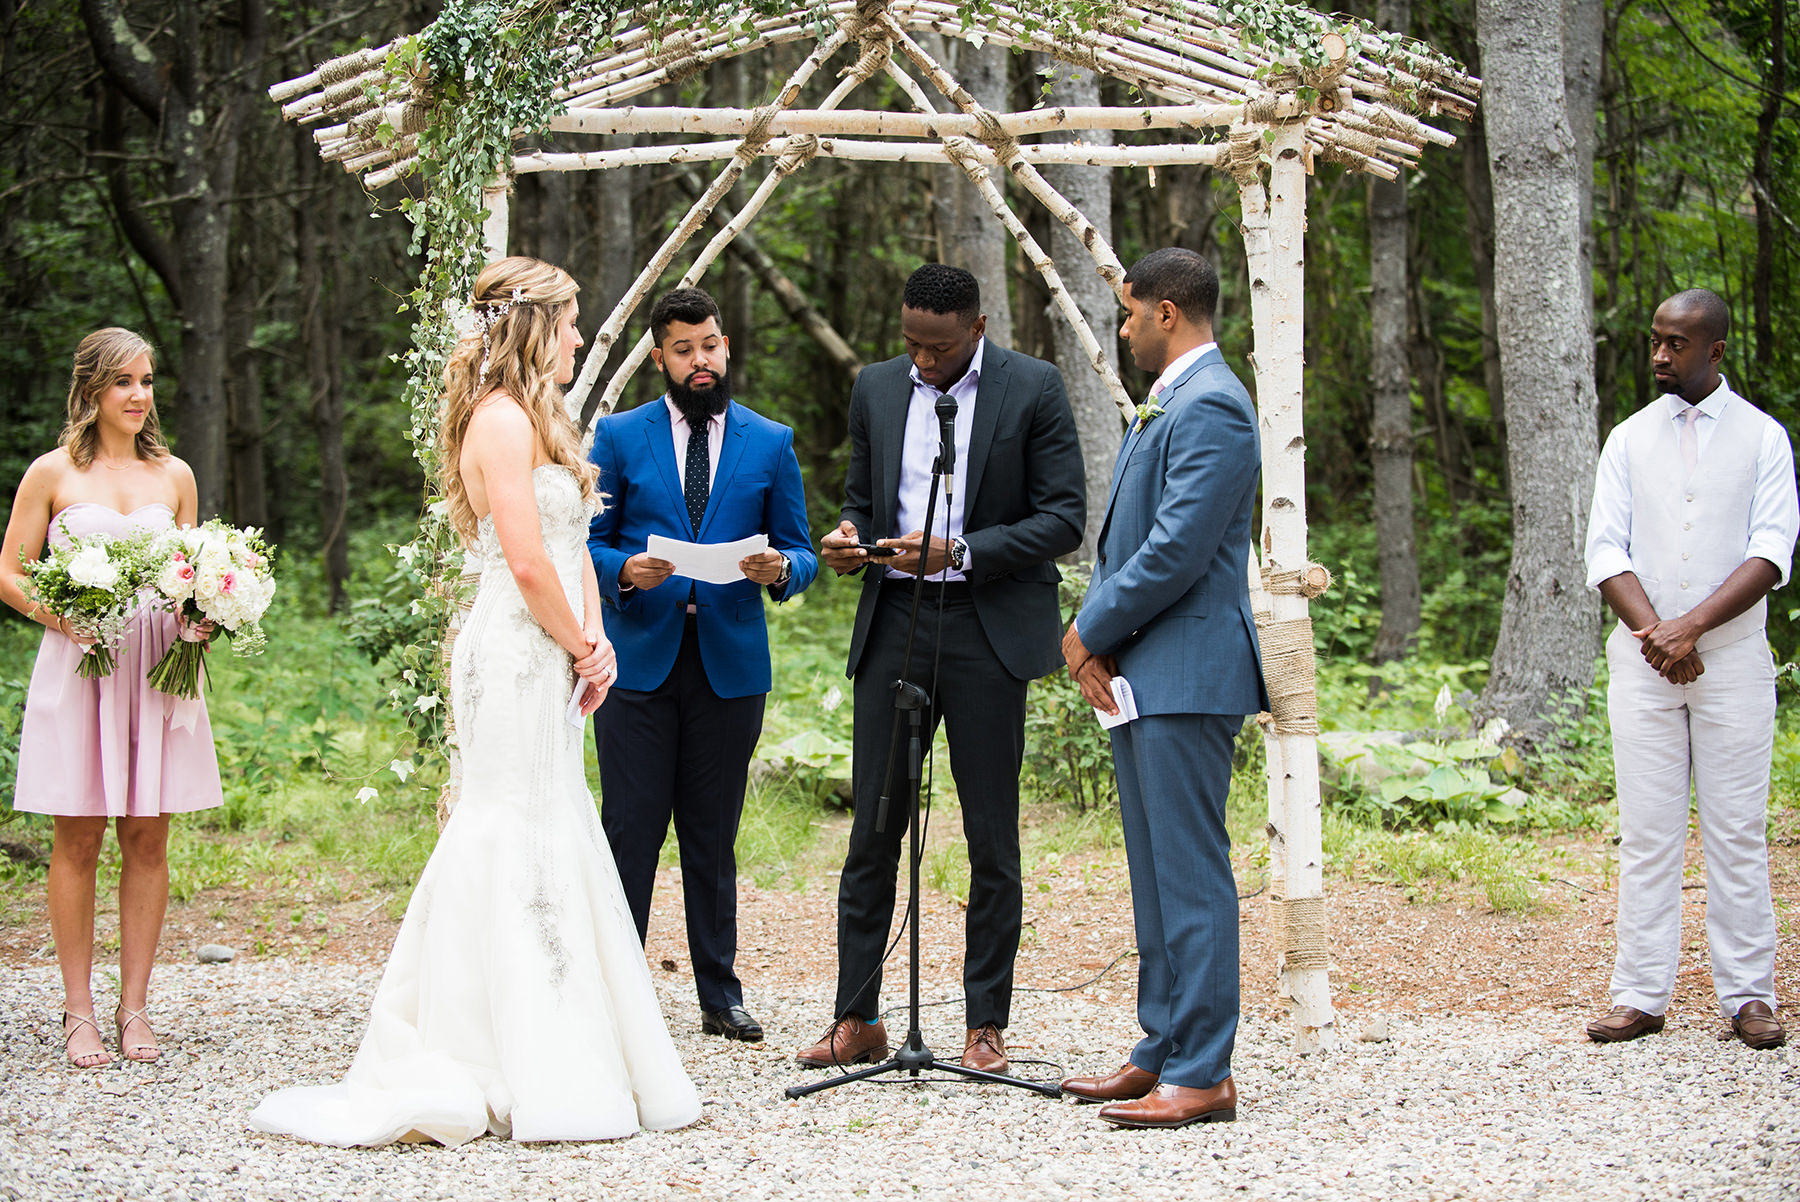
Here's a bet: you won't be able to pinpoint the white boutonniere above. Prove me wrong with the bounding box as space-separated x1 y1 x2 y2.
1131 395 1165 434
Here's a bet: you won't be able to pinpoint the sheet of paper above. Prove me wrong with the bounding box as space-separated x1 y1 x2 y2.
646 533 770 585
565 679 588 729
1094 675 1139 730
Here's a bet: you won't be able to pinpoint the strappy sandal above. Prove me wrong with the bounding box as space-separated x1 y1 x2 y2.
114 1005 161 1062
63 1011 113 1069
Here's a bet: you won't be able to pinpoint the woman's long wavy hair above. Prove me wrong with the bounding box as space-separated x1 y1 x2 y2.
60 328 170 468
438 257 599 544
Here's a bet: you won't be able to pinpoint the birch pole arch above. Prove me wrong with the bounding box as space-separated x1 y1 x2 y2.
274 0 1477 1053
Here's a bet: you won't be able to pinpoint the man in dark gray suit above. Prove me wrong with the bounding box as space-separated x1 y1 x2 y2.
798 264 1085 1074
1060 248 1267 1127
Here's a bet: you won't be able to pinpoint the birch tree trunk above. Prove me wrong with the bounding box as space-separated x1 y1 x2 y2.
1370 0 1420 665
1475 0 1601 736
928 37 1013 346
1242 122 1335 1053
1043 62 1120 560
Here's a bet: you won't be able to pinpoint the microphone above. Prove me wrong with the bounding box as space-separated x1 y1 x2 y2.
935 392 957 507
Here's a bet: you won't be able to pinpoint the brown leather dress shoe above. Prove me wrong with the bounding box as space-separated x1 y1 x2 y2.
1732 1001 1787 1049
962 1024 1009 1074
1099 1079 1237 1128
1060 1062 1158 1103
1586 1005 1666 1043
795 1017 889 1067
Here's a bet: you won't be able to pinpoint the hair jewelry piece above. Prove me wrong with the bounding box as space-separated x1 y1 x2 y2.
474 286 529 386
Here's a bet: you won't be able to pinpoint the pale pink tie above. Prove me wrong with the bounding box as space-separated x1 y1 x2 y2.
1679 405 1701 474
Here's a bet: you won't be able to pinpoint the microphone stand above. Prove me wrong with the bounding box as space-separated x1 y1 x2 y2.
787 396 1060 1102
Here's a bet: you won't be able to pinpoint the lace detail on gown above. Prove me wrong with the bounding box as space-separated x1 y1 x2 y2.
251 466 701 1146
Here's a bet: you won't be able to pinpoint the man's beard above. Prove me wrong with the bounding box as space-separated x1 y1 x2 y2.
664 364 731 425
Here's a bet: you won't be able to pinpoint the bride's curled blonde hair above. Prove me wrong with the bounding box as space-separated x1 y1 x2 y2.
439 256 600 544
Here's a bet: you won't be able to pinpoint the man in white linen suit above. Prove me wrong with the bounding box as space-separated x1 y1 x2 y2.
1582 287 1796 1049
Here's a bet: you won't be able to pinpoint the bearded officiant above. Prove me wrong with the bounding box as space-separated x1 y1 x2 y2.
586 286 817 1042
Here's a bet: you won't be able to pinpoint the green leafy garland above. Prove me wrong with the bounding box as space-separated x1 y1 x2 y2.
369 0 1460 770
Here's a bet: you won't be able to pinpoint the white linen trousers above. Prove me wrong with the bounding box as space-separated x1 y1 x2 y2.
1605 622 1779 1016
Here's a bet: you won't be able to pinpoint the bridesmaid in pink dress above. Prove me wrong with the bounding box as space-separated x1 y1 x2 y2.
0 328 223 1068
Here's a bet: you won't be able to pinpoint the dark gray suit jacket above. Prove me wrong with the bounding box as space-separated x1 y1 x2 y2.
840 343 1085 682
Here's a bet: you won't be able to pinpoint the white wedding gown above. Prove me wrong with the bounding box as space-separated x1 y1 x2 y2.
251 466 702 1146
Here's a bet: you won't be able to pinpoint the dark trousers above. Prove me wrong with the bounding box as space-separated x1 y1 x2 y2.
834 582 1027 1029
596 616 765 1013
1112 711 1241 1089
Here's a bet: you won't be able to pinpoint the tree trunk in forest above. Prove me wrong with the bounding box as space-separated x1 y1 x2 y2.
226 234 267 527
1460 114 1503 494
82 0 265 519
1043 63 1120 561
581 135 636 429
1475 0 1601 737
1564 0 1603 318
1370 0 1420 665
1751 0 1787 378
928 38 1013 347
296 131 348 611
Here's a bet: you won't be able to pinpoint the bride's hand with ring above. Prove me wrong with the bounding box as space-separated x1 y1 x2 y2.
573 625 616 705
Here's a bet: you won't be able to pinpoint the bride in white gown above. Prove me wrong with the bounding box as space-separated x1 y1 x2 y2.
252 257 702 1146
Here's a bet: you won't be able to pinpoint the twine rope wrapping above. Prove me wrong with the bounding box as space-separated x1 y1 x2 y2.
1227 124 1263 187
1275 894 1330 971
1255 609 1319 734
1256 561 1330 733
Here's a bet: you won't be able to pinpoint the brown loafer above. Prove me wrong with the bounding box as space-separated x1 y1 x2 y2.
962 1024 1009 1074
1586 1005 1665 1043
1099 1078 1237 1128
795 1017 889 1068
1061 1061 1158 1103
1732 1001 1787 1049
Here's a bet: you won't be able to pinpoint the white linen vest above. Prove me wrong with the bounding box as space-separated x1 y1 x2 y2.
1619 391 1766 652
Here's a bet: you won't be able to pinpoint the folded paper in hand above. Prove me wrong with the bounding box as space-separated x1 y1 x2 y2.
646 533 770 585
565 679 588 729
1094 676 1138 730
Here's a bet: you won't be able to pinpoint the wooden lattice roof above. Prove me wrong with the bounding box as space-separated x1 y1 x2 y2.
271 0 1479 186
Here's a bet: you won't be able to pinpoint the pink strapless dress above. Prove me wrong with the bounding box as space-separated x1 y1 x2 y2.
12 503 223 818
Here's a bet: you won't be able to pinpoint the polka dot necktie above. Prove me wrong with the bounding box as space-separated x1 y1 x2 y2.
684 419 710 532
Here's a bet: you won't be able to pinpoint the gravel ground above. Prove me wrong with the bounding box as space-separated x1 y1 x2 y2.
0 959 1793 1202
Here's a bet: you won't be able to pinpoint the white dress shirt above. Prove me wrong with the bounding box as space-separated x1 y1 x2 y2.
1147 341 1217 401
1586 377 1798 592
666 396 724 493
889 338 984 582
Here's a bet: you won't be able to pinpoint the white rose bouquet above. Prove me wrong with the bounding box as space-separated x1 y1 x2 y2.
145 520 277 699
21 527 155 679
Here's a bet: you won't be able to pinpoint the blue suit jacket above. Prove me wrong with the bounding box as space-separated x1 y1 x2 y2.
1077 348 1270 717
587 399 817 699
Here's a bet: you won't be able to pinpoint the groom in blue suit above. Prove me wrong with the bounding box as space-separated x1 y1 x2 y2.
587 286 817 1042
1060 248 1268 1127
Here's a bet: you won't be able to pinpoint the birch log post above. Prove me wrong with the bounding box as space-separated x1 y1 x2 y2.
1240 119 1336 1053
481 180 510 260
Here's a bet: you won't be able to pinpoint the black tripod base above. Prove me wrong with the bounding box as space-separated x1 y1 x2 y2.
784 1040 1064 1100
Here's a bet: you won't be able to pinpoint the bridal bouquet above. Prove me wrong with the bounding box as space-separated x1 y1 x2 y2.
22 528 155 679
145 520 277 699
